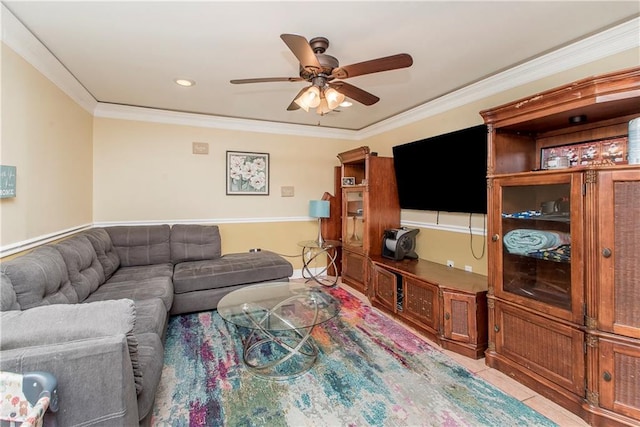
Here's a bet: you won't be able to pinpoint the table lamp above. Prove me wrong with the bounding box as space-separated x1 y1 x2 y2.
309 200 330 246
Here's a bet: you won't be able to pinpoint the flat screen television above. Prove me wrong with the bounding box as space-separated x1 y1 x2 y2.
392 125 488 214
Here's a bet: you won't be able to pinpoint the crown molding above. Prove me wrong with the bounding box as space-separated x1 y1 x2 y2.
3 3 638 140
1 3 98 113
92 103 358 139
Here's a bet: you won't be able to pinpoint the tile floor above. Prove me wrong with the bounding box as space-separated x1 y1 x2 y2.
314 278 590 427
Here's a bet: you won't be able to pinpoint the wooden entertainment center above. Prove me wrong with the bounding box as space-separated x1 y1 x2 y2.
333 146 489 360
370 256 488 359
481 66 640 426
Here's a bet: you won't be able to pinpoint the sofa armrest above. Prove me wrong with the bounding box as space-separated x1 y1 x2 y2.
1 300 143 394
0 335 140 426
0 300 136 349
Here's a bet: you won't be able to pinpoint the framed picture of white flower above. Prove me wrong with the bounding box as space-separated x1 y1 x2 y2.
226 151 270 195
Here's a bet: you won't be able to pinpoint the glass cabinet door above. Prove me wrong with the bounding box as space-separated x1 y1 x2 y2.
343 189 364 249
494 173 584 322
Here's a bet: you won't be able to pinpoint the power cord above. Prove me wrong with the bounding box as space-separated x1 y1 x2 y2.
469 213 486 260
248 248 302 258
274 252 304 258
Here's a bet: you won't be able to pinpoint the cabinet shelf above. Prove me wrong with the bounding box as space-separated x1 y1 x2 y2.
502 213 571 223
515 286 570 310
505 249 571 264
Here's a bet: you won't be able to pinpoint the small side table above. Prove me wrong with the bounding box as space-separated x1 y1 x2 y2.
297 239 341 287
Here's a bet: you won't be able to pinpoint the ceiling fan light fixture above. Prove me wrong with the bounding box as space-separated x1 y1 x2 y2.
316 97 332 115
294 86 321 111
231 34 413 115
325 87 345 110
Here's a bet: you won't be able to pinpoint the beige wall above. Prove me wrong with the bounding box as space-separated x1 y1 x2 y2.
1 44 93 247
2 35 638 276
92 118 353 222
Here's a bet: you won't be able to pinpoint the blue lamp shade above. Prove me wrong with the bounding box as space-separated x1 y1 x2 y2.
309 200 330 218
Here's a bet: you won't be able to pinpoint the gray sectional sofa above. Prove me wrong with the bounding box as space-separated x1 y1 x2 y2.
0 224 293 426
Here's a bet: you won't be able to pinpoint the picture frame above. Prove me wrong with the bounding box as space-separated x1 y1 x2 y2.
0 165 17 199
342 177 356 186
226 151 269 195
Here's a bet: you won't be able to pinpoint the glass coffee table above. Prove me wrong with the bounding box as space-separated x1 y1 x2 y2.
217 281 340 380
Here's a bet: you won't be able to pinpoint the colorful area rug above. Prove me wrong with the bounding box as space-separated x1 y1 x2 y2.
151 287 556 426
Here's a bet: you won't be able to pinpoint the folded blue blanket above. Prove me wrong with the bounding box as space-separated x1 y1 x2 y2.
503 229 571 255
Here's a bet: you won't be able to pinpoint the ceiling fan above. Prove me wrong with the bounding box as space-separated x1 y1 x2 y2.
230 34 413 115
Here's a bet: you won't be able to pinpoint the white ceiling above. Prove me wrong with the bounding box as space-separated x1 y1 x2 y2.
2 1 639 131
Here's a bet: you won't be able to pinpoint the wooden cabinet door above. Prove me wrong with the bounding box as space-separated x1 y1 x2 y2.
402 277 439 335
598 336 640 422
442 291 474 344
371 264 397 313
342 249 367 293
442 290 487 345
493 300 585 396
491 172 585 324
596 170 640 339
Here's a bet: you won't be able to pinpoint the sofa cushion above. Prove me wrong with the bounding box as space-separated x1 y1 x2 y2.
170 279 287 315
172 250 293 294
107 263 174 283
1 246 78 309
84 228 120 280
84 276 174 311
106 225 171 267
55 235 106 301
0 273 20 311
170 224 222 263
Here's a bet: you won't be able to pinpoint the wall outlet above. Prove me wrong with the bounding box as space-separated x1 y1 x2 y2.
446 260 454 268
464 265 472 272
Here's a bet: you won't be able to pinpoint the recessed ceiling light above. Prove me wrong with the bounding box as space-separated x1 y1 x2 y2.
174 78 195 87
339 101 353 108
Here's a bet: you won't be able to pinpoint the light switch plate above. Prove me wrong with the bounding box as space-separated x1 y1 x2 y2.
281 186 294 197
192 142 209 155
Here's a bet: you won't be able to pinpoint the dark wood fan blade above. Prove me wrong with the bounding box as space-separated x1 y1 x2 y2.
329 81 379 106
331 53 413 80
286 87 308 111
280 34 321 70
230 77 304 84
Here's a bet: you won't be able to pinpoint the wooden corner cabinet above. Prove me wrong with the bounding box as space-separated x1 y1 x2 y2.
337 147 400 294
370 256 488 359
480 66 640 426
